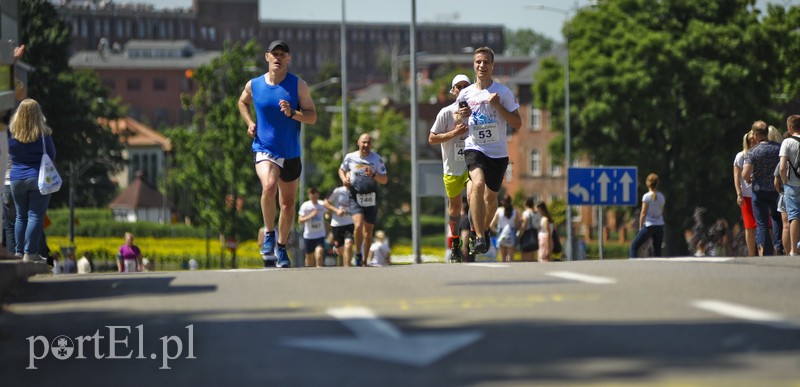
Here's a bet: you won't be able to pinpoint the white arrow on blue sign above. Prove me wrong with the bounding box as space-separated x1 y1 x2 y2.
567 167 638 206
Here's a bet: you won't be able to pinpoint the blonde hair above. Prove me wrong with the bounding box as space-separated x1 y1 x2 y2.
9 99 52 143
768 125 782 142
742 131 753 154
374 230 386 241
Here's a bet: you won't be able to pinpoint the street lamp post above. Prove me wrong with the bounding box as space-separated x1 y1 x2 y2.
527 4 576 261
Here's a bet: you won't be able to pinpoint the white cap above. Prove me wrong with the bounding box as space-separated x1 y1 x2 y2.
451 74 470 88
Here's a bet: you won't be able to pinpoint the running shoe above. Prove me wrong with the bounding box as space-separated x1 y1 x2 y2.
450 237 463 263
471 237 489 255
261 230 275 258
276 247 291 268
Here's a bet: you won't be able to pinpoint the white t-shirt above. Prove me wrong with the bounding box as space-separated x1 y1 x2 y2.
495 207 517 245
779 135 800 187
340 150 387 194
368 241 390 267
299 200 327 239
455 81 519 158
733 151 753 197
642 191 666 227
326 186 353 227
429 102 468 176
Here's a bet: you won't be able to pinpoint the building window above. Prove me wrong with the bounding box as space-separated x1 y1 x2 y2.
209 27 217 41
127 78 141 91
530 107 541 131
81 18 88 38
153 78 167 91
102 78 115 91
180 77 194 92
551 161 563 177
530 149 541 176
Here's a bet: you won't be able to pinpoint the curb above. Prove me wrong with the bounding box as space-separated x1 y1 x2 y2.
0 260 52 300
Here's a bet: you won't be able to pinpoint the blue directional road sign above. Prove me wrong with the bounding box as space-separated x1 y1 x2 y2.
567 167 638 206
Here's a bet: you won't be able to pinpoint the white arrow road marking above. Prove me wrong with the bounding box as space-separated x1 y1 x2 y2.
282 306 483 366
691 300 795 329
547 271 617 285
569 183 590 201
597 172 610 202
619 172 634 202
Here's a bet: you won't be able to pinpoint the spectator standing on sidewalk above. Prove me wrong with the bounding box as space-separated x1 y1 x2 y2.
117 232 142 272
733 130 757 256
8 99 55 264
779 115 800 256
630 173 666 258
489 195 520 262
743 121 783 255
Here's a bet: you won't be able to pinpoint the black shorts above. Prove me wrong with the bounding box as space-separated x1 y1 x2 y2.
332 224 355 247
464 150 508 192
280 157 302 182
349 197 378 225
303 237 325 254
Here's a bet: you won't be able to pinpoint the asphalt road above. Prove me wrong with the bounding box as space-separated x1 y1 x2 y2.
1 256 799 386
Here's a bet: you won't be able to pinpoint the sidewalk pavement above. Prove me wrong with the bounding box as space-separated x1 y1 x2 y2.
0 260 51 301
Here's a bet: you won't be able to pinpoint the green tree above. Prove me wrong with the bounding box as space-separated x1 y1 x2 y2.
165 40 262 243
762 4 800 106
534 0 786 255
505 28 555 57
309 102 411 241
19 0 126 207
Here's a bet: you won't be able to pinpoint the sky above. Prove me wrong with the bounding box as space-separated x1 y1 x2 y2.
114 0 797 43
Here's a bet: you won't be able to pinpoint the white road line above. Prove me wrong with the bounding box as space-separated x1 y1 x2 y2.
546 271 617 285
691 299 794 329
464 263 512 268
637 257 733 262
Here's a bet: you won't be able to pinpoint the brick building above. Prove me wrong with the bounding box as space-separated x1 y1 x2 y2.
70 40 219 127
56 0 505 89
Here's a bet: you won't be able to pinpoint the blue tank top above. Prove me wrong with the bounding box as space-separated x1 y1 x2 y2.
251 73 300 158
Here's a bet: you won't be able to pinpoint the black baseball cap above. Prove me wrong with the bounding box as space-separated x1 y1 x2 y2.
267 40 290 53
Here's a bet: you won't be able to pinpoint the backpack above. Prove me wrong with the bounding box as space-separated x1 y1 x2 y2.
787 137 800 179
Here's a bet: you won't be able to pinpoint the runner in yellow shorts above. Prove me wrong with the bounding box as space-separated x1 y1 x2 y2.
428 74 472 262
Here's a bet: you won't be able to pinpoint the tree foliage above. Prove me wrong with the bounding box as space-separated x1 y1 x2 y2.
534 0 797 255
19 0 126 207
165 40 262 240
308 102 411 240
505 28 555 57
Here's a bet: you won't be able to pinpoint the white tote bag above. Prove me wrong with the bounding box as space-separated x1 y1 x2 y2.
38 137 62 195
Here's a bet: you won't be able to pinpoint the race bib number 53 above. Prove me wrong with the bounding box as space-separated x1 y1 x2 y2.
356 192 376 207
471 123 499 145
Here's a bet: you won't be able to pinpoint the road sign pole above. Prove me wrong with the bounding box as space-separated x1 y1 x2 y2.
598 205 604 260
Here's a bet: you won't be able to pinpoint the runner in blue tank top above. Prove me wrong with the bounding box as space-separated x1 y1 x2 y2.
238 40 317 268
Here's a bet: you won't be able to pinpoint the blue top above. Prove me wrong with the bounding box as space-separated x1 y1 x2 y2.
251 73 301 159
8 132 56 181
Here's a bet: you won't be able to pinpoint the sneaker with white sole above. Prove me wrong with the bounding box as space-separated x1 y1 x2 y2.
23 253 47 264
261 230 276 259
276 247 291 268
